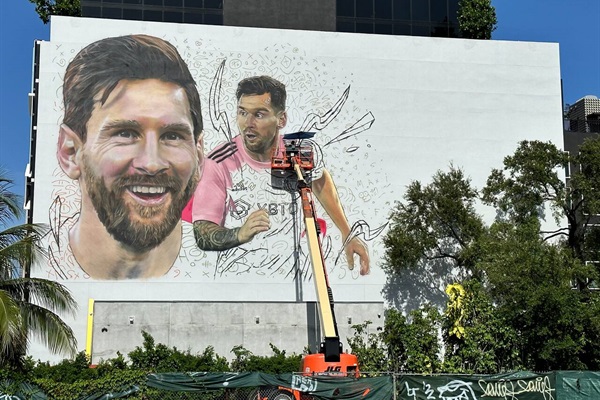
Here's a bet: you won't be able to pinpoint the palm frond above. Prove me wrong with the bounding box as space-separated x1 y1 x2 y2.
0 169 78 367
0 289 26 356
0 223 48 279
20 301 77 357
1 277 77 316
0 171 23 225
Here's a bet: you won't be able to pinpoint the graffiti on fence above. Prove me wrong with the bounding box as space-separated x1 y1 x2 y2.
291 375 318 392
438 380 478 400
404 380 477 400
478 376 555 400
401 374 556 400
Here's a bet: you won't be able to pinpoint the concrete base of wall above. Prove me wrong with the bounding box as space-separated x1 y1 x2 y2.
91 301 384 365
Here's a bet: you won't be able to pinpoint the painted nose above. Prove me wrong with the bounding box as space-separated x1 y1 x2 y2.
132 138 169 175
243 113 257 127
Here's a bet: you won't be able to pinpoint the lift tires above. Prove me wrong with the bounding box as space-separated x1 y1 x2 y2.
271 391 294 400
249 386 295 400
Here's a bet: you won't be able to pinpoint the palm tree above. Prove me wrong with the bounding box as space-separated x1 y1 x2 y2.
0 170 77 368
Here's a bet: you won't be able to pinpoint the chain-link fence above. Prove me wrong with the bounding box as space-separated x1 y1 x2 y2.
140 386 305 400
137 372 387 400
134 371 600 400
3 371 600 400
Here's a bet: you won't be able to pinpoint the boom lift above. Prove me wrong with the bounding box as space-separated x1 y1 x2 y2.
271 132 360 379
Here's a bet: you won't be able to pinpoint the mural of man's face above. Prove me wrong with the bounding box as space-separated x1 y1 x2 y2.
236 93 286 161
79 79 199 251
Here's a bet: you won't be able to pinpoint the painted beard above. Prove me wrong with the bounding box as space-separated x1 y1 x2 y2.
82 157 199 252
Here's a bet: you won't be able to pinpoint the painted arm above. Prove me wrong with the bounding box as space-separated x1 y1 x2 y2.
192 154 269 251
193 209 270 251
312 169 370 275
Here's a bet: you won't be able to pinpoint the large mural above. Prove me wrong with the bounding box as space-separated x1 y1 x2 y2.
39 31 395 289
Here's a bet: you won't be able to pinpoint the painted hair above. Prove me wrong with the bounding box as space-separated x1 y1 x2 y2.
62 34 203 141
236 75 286 112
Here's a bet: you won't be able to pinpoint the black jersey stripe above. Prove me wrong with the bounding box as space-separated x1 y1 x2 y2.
209 141 238 163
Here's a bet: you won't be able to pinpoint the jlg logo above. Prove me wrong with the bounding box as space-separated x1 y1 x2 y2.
325 366 342 372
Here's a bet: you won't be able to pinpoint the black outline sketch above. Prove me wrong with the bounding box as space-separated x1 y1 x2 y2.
209 60 233 142
324 112 376 147
299 86 350 132
46 196 79 280
335 220 389 265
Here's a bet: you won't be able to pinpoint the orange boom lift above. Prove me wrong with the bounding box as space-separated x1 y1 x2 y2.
271 132 360 383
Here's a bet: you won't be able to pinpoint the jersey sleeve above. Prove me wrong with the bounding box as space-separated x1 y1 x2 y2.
192 157 229 225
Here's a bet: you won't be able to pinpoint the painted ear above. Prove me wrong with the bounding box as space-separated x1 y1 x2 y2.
278 111 288 129
196 131 205 175
196 131 204 155
57 124 83 180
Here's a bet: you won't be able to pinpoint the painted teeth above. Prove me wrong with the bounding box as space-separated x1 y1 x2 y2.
131 186 166 194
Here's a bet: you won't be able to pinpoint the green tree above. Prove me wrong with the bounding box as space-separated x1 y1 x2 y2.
483 139 600 284
0 171 77 369
128 330 229 373
230 344 301 374
382 139 600 371
381 307 441 373
383 165 485 277
346 320 387 373
347 308 442 374
457 0 497 39
570 137 600 265
32 351 96 383
29 0 81 24
442 280 522 373
477 218 598 370
483 141 568 225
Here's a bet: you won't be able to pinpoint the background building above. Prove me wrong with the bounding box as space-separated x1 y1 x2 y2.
27 15 562 364
563 95 600 249
79 0 461 37
565 95 600 134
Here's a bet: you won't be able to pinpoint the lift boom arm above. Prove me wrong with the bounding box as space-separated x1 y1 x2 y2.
271 134 359 375
292 162 340 358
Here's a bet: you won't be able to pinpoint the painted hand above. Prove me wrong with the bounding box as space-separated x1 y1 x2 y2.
237 209 270 244
344 236 370 275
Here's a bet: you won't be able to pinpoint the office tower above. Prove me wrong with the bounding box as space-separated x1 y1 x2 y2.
80 0 461 38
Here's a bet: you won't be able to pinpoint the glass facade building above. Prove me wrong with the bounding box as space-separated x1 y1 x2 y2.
336 0 459 37
80 0 460 38
81 0 224 25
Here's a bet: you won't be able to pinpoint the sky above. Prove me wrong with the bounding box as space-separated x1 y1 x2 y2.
1 0 599 223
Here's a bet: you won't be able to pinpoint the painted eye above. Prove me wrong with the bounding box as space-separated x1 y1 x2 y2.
114 130 138 139
163 132 184 141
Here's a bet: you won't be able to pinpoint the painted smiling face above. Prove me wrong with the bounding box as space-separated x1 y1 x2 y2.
80 79 199 251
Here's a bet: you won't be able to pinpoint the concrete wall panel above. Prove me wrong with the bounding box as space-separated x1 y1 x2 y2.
90 301 384 364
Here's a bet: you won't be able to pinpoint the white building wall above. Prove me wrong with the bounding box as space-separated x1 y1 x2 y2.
28 16 563 363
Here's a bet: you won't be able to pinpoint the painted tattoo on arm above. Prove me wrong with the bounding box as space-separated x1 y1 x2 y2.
193 220 241 251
